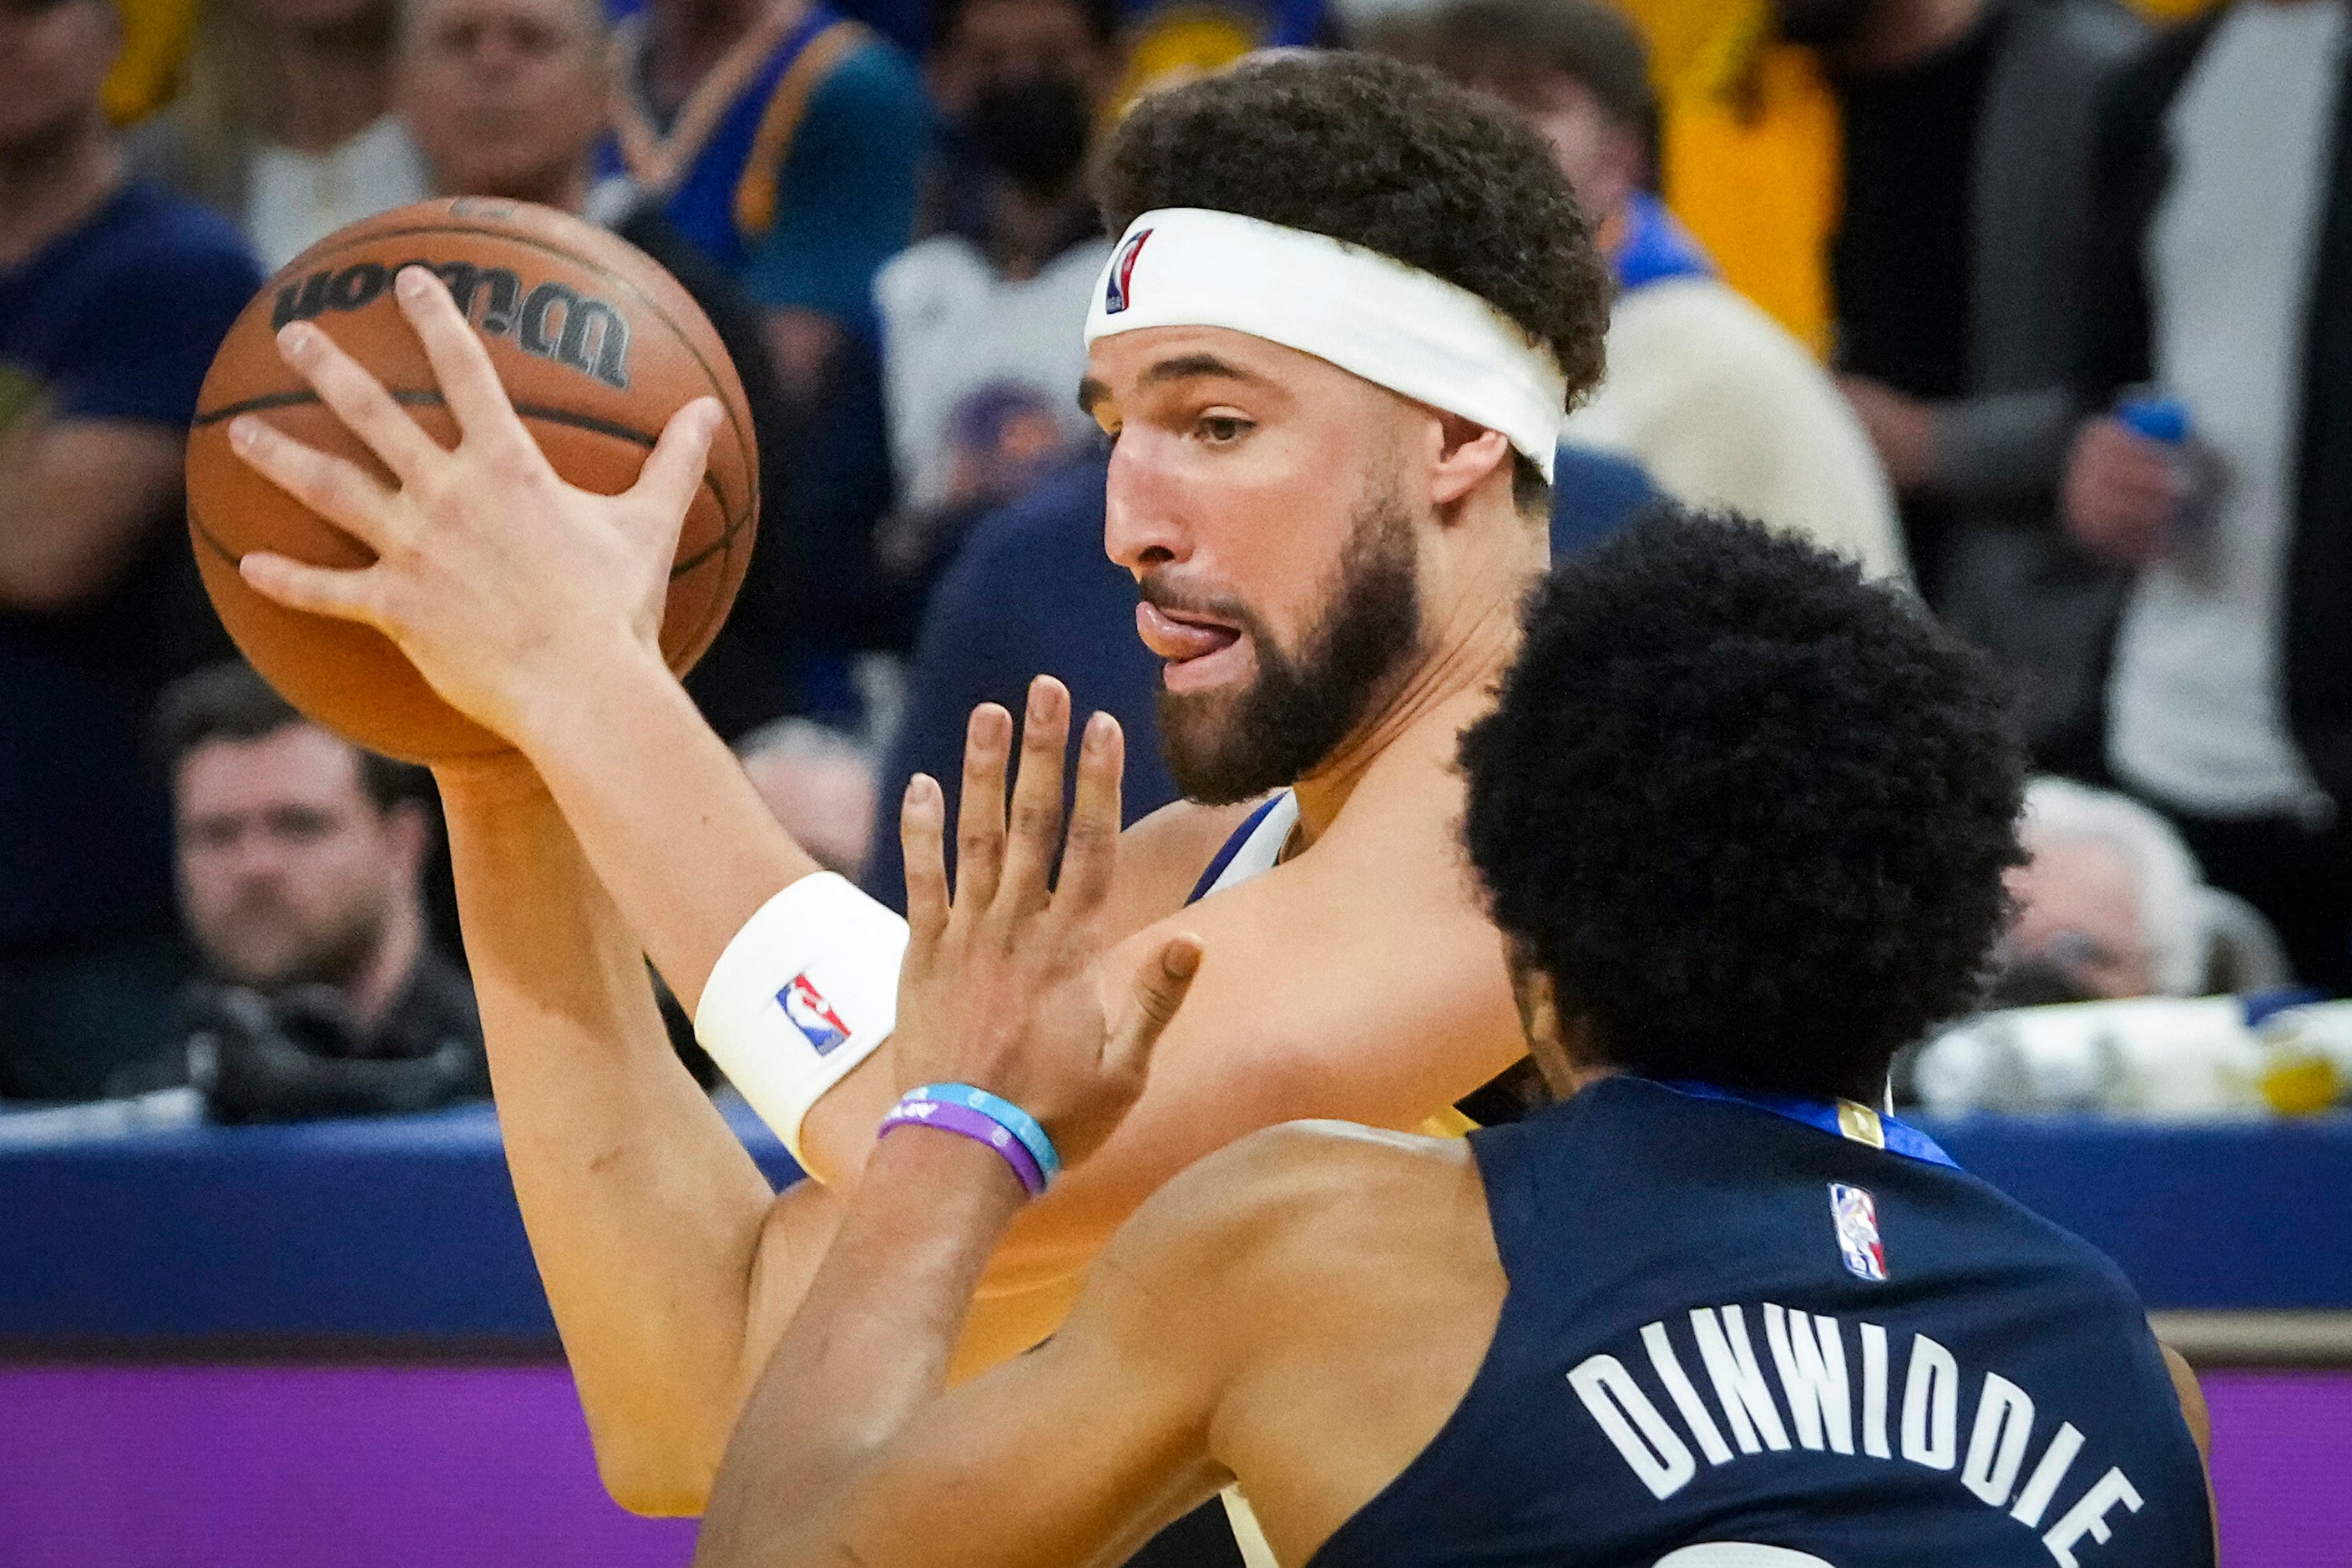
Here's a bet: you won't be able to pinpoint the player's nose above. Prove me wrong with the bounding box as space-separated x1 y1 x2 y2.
1102 443 1191 573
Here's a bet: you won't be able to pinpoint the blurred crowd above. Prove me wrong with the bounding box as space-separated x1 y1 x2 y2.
5 0 2350 1116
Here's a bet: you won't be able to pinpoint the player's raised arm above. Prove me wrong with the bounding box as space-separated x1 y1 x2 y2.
235 55 1616 1530
230 269 862 1510
693 689 1233 1568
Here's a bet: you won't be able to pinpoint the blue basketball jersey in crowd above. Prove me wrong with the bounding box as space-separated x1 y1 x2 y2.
1308 1075 2214 1568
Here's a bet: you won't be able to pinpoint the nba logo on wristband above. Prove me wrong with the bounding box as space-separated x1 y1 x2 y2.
780 972 852 1055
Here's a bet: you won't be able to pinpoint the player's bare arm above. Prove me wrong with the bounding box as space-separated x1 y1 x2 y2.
693 722 1504 1568
230 61 1606 1516
230 269 1535 1500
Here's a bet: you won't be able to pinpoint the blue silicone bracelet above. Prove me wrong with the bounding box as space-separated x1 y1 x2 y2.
904 1083 1061 1183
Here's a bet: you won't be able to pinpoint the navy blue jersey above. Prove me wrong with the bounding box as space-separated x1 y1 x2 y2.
1310 1076 2213 1568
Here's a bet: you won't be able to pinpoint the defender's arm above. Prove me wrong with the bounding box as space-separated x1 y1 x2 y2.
695 1129 1247 1568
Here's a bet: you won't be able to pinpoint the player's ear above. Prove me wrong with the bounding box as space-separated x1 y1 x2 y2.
1429 414 1514 513
1503 937 1559 1045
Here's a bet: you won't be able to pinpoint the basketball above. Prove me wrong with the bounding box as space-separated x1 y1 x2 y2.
185 196 758 763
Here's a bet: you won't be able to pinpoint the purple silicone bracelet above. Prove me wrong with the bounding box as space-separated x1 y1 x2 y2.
877 1098 1047 1196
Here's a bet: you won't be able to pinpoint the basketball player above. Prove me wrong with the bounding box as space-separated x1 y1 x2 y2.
690 513 2217 1568
226 52 1611 1516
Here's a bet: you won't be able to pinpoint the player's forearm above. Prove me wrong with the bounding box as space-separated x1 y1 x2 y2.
438 757 786 1509
697 1130 1026 1566
504 639 826 1012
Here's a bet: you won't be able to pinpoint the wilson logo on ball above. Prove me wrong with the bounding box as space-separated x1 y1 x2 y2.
270 260 632 391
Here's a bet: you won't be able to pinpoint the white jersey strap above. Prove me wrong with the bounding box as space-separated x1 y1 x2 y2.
1190 791 1300 904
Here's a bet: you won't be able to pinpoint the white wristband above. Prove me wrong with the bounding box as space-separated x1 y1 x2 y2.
694 873 909 1171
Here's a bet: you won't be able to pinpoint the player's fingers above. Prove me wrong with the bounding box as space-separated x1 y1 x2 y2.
229 415 404 553
273 321 443 485
1106 933 1203 1080
236 550 385 628
954 703 1013 914
392 266 532 447
899 772 951 948
1055 711 1124 919
627 398 722 544
997 677 1071 915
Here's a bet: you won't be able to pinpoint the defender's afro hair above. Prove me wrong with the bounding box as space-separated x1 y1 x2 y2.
1459 510 2027 1100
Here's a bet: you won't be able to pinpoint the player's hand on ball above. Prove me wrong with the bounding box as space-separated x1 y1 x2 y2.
893 676 1203 1172
228 265 721 746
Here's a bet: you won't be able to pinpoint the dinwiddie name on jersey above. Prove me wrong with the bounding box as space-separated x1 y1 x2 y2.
1567 1303 2152 1566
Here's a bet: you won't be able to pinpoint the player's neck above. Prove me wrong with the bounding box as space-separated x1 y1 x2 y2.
1289 527 1540 843
0 124 119 271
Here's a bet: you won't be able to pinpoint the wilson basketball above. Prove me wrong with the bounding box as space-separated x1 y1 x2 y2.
185 197 758 762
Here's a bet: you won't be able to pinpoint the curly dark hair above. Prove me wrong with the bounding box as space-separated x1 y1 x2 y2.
1459 510 2027 1101
1094 52 1611 511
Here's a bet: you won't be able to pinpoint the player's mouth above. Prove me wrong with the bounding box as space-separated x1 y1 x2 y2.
1136 601 1247 693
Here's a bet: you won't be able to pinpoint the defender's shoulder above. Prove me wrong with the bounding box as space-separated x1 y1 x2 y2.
1097 1121 1481 1309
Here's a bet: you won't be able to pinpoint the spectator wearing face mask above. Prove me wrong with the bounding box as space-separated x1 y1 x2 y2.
108 662 487 1120
780 0 1124 685
873 0 1121 582
129 0 430 268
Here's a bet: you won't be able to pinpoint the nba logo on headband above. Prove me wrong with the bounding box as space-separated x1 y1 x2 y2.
1105 228 1151 315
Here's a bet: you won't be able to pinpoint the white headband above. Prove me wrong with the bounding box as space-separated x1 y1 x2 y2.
1084 207 1568 482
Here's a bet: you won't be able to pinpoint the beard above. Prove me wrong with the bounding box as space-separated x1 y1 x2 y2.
1150 488 1424 806
200 888 388 995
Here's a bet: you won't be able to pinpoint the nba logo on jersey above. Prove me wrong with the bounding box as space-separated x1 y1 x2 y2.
779 972 851 1056
1105 229 1151 314
1828 1182 1887 1281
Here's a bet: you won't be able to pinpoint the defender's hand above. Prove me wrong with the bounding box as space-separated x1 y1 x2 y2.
229 265 721 747
893 676 1202 1171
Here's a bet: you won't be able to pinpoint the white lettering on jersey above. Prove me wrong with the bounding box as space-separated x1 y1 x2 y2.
1690 1306 1791 1454
1568 1353 1699 1500
1961 1373 2037 1507
1563 1308 2151 1563
2042 1468 2146 1565
2011 1424 2086 1529
1859 1321 1892 1459
1765 1306 1854 1454
1900 1333 1960 1469
1645 1321 1734 1466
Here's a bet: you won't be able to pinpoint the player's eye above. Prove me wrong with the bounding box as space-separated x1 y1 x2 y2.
1196 415 1252 445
